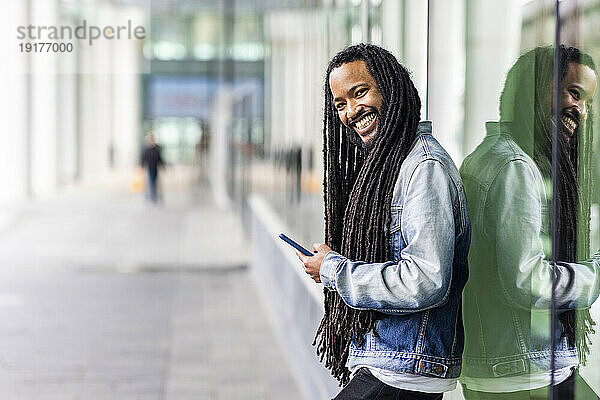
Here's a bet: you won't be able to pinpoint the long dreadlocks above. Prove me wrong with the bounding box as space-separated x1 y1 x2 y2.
499 45 597 364
315 43 421 385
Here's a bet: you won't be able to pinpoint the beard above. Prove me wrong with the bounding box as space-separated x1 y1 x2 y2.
360 132 378 154
344 125 380 156
532 105 580 168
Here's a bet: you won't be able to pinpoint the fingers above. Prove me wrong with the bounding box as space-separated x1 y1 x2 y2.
304 266 320 283
298 254 316 280
302 262 313 278
313 242 326 252
298 248 321 283
295 250 306 263
297 251 312 275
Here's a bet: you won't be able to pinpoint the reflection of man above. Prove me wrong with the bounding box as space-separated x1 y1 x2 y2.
296 44 470 399
141 132 165 203
460 46 600 399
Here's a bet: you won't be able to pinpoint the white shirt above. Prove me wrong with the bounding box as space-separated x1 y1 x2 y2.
460 366 575 393
352 365 456 393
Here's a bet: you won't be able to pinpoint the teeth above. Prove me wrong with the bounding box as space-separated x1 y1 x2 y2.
355 113 375 130
562 115 577 131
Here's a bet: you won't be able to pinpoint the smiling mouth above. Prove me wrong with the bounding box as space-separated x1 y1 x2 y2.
351 111 378 136
560 112 579 136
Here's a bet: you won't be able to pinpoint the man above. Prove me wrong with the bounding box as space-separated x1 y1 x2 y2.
459 46 600 399
296 44 470 399
141 132 165 203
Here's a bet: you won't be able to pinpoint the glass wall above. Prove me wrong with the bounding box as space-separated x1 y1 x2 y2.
250 1 600 398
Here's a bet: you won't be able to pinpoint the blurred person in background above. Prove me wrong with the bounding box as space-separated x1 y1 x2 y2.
141 132 165 204
297 43 470 400
195 121 211 183
459 46 600 399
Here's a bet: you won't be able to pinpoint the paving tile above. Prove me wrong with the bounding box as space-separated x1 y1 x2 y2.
0 184 304 400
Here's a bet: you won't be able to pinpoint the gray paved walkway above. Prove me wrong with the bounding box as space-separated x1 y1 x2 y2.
0 171 303 400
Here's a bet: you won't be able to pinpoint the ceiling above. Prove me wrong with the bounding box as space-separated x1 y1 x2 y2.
114 0 312 14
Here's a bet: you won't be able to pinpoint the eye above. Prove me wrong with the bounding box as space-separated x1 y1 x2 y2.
356 88 368 98
335 102 346 111
569 88 581 100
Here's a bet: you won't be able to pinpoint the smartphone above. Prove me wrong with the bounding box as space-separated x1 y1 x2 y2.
278 233 313 256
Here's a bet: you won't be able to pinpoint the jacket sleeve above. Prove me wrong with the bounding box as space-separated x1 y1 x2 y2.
319 159 457 314
489 159 600 310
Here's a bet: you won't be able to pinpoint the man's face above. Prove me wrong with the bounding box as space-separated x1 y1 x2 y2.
556 62 597 141
329 60 383 144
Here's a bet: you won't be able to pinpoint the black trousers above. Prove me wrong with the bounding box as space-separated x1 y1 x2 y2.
333 368 444 400
461 369 599 400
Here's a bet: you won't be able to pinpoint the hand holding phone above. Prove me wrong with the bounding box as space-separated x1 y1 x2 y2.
278 233 313 256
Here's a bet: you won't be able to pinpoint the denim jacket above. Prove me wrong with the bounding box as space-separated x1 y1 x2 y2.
320 121 470 379
459 122 600 379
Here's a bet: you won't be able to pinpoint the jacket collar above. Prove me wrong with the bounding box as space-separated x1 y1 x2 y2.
417 120 432 135
485 121 512 136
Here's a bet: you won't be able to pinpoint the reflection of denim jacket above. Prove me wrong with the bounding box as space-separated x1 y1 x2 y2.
320 121 470 379
459 122 600 379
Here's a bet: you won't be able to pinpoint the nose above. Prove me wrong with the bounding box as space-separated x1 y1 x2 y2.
579 101 589 120
570 100 589 121
567 95 588 121
346 100 362 121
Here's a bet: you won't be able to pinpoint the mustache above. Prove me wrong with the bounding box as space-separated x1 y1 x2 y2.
348 109 378 126
547 108 582 128
562 107 580 120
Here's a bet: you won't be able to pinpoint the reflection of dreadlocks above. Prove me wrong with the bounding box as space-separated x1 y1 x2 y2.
314 44 421 385
499 45 597 363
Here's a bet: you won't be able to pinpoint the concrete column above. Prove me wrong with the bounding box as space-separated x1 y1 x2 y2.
463 0 522 154
30 0 59 196
80 4 114 180
266 9 342 186
309 9 331 190
267 37 284 151
381 0 403 60
265 11 303 149
0 1 30 203
402 0 428 120
360 0 369 43
427 0 465 162
78 3 144 180
111 6 145 170
57 26 78 185
210 87 233 208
